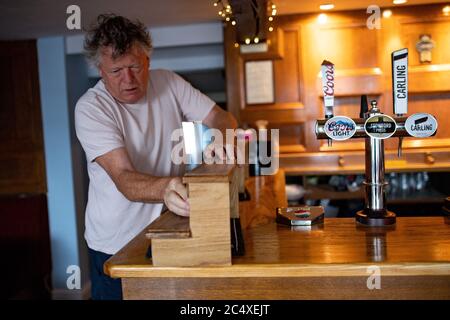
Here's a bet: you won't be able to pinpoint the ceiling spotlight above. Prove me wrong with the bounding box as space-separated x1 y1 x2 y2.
319 4 335 10
254 37 260 44
383 9 393 18
443 6 450 16
269 26 274 32
393 0 407 4
318 13 328 24
245 38 251 45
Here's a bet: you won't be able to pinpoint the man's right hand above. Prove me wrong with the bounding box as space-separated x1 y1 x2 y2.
163 177 190 217
96 148 190 215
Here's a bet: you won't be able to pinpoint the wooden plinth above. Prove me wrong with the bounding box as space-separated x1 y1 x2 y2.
148 164 239 267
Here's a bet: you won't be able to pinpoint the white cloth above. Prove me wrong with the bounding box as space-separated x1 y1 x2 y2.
75 69 215 254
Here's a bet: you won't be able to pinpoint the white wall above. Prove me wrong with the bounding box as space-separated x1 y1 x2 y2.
37 36 89 299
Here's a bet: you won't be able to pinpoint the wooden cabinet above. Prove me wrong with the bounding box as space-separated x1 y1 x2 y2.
0 194 52 299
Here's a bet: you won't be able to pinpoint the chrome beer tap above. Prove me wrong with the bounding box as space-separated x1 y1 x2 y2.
315 49 438 226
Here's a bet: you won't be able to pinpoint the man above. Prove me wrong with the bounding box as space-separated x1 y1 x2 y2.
75 14 237 300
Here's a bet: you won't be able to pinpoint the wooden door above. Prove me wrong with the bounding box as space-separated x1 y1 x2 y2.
0 40 46 194
0 40 51 299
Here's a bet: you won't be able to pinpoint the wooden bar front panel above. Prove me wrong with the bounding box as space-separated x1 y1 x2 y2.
122 276 450 300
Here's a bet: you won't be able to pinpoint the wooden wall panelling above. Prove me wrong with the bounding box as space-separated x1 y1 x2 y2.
376 7 450 153
403 19 450 67
407 92 450 140
226 24 305 149
299 16 325 152
299 14 373 151
239 27 285 61
273 28 302 103
224 25 243 123
277 124 305 149
377 9 400 151
316 21 384 151
314 24 379 69
402 18 450 94
224 24 286 123
409 64 450 93
240 102 306 125
225 4 450 173
228 22 308 151
396 12 450 150
316 69 384 98
295 13 383 152
280 147 450 175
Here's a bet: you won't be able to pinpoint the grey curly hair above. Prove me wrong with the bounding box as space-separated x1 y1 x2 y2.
84 14 153 66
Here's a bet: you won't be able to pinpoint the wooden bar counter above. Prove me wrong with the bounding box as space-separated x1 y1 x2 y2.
105 170 450 299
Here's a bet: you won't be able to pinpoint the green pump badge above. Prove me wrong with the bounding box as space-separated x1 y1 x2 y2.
364 115 397 139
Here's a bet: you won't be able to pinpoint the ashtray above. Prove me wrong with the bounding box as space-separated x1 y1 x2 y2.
276 206 325 226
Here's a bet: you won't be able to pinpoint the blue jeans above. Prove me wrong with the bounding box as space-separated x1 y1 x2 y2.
88 248 122 300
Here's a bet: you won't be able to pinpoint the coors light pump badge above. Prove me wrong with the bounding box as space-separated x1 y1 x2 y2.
324 116 357 141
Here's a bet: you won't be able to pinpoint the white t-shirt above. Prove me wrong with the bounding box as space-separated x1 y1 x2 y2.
75 69 215 254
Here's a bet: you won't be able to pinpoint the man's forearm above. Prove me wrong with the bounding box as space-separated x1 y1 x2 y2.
204 105 238 136
116 170 172 203
216 110 238 135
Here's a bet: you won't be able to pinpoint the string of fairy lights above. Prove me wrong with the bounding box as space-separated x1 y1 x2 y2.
212 0 277 45
213 0 234 24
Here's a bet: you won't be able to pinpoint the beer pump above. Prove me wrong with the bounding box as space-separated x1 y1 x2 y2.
321 60 335 147
315 49 438 226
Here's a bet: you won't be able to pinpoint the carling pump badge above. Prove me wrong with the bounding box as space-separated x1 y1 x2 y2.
405 113 438 138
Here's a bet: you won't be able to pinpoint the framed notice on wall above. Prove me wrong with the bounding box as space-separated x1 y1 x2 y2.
245 60 275 105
